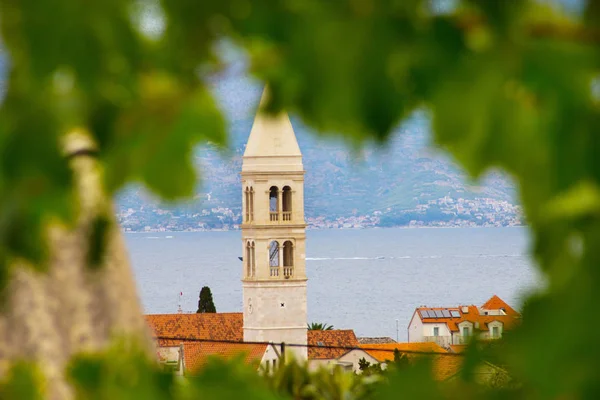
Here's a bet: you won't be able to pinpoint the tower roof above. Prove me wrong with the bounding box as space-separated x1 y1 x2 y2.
242 88 303 173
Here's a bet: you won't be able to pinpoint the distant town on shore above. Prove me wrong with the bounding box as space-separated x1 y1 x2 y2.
117 121 522 232
117 194 522 232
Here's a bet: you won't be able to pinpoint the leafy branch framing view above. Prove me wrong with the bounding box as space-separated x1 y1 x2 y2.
0 0 599 398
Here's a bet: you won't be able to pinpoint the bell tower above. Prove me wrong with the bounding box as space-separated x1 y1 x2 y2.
241 88 307 360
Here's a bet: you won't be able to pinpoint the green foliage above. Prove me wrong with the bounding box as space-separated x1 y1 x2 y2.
197 286 216 313
307 322 334 330
186 355 284 400
264 356 379 400
0 362 44 400
358 357 384 377
1 0 600 398
67 342 176 400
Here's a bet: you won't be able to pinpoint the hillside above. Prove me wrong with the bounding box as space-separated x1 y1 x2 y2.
116 72 522 231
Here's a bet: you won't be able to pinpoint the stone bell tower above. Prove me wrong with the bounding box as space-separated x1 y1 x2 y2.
241 88 307 360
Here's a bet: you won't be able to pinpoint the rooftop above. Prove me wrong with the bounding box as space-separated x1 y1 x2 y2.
360 342 448 363
357 337 397 345
182 342 268 374
308 330 359 360
145 312 243 342
416 295 521 332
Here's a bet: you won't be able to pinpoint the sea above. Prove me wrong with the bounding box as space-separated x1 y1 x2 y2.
126 227 542 341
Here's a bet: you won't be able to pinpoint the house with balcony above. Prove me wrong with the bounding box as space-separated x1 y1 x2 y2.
407 295 521 348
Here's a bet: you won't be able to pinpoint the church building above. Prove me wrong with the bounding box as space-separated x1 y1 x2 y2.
241 88 308 360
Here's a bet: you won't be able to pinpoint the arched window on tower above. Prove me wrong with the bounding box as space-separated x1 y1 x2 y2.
250 241 256 276
246 240 256 277
244 187 250 222
249 187 254 221
283 241 294 278
269 241 280 277
282 186 292 221
246 241 252 277
269 186 279 221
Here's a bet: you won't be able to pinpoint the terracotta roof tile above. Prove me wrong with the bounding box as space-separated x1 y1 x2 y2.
361 342 462 381
432 354 464 381
357 337 396 345
308 330 359 359
183 342 267 374
481 295 520 317
359 342 447 363
145 313 243 341
449 344 467 353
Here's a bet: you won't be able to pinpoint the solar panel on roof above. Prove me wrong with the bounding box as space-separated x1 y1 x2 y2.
450 310 460 318
442 309 451 318
420 310 428 319
427 310 436 318
434 310 444 318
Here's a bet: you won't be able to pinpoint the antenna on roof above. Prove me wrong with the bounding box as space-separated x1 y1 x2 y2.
177 291 183 314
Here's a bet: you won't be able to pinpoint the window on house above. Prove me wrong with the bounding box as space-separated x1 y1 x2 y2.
433 327 439 336
272 359 277 369
462 327 469 337
492 326 500 338
265 360 270 372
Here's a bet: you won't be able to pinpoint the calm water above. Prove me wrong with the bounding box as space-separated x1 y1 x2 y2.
126 227 541 341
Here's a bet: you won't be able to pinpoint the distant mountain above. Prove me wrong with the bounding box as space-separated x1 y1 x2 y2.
116 68 522 231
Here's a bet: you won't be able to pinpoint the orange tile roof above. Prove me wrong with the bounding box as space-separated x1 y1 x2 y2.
182 342 268 374
359 342 447 363
481 295 520 317
361 342 462 381
308 330 359 359
432 354 464 381
417 298 521 332
449 344 467 353
145 313 243 341
459 305 521 332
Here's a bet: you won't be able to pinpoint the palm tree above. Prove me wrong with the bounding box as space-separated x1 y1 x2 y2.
307 322 334 330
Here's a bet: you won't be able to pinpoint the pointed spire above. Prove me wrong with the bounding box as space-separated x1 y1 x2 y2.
242 87 303 172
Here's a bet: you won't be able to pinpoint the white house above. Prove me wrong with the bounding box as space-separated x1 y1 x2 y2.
407 295 521 348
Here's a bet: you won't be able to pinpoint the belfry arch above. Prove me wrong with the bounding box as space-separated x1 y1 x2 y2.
269 186 279 221
283 240 294 278
282 186 292 221
269 240 280 276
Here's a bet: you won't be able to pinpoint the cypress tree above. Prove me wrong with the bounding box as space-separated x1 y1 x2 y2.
197 286 217 313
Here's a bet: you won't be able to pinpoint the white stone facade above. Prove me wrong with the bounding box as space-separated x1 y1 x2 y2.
241 88 308 360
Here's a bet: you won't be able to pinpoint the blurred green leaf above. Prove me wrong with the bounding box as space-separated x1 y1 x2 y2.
0 362 45 400
67 341 176 400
